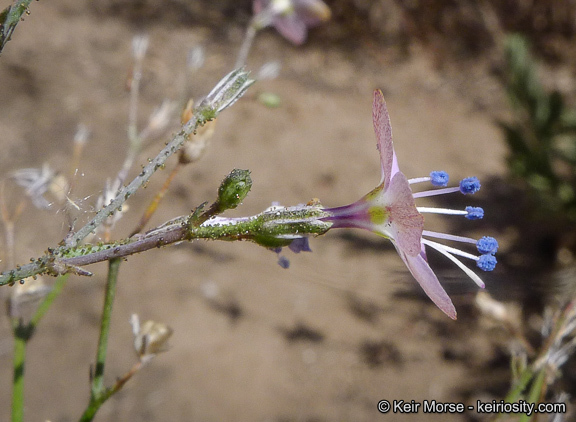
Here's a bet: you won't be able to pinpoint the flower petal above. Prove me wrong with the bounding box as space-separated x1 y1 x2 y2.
253 0 267 14
294 0 331 25
373 90 399 189
385 172 424 256
398 250 457 320
274 15 308 45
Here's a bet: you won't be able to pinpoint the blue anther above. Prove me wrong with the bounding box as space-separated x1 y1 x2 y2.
476 236 498 254
289 237 312 254
459 177 481 194
278 256 290 269
465 206 484 220
477 254 497 271
430 171 449 187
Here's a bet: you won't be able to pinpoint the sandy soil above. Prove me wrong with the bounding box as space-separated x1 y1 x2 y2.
0 1 522 421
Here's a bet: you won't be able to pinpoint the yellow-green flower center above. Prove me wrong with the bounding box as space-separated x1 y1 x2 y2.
368 206 389 225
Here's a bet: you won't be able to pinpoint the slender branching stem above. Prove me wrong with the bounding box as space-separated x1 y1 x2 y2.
0 182 26 269
10 274 68 422
30 275 69 327
79 356 146 422
11 329 25 422
130 161 182 237
235 8 277 68
79 258 122 422
107 360 144 397
0 205 331 286
67 119 197 247
235 24 258 68
66 69 252 248
118 41 146 186
0 69 254 285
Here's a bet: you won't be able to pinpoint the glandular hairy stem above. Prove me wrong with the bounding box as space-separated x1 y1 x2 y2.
0 205 332 286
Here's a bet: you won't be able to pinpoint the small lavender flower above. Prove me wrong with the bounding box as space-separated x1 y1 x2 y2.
253 0 331 45
323 90 498 319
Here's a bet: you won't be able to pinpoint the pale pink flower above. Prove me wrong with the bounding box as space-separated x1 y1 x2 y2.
253 0 331 45
323 90 497 319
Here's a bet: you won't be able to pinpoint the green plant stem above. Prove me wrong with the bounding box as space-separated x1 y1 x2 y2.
504 365 534 404
0 205 331 285
0 0 34 53
30 274 69 326
67 69 253 248
117 40 145 186
235 24 257 68
10 274 69 422
79 258 121 422
11 333 25 422
0 70 254 286
519 367 547 422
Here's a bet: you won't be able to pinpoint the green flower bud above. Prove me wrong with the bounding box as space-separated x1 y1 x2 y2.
217 169 252 211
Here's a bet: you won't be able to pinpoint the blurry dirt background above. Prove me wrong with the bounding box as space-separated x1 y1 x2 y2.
0 1 575 421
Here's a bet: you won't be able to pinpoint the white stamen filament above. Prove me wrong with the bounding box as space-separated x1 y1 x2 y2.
417 207 468 215
422 230 477 245
422 239 485 288
408 177 431 185
424 239 478 261
412 186 461 198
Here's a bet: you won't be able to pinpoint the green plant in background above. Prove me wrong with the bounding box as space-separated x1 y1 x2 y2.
500 34 576 222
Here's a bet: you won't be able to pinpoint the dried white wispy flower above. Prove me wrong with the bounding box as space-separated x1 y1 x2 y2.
132 34 150 61
475 291 509 322
74 124 91 146
8 276 51 319
11 163 68 209
187 45 205 71
131 314 173 362
536 302 576 371
95 178 128 232
139 99 177 141
257 61 281 80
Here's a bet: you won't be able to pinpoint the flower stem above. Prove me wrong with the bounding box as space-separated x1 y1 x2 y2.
10 274 68 422
79 257 122 422
519 367 547 422
504 365 534 404
0 205 331 285
117 39 146 186
11 331 25 422
235 24 258 68
129 161 182 237
67 69 253 248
